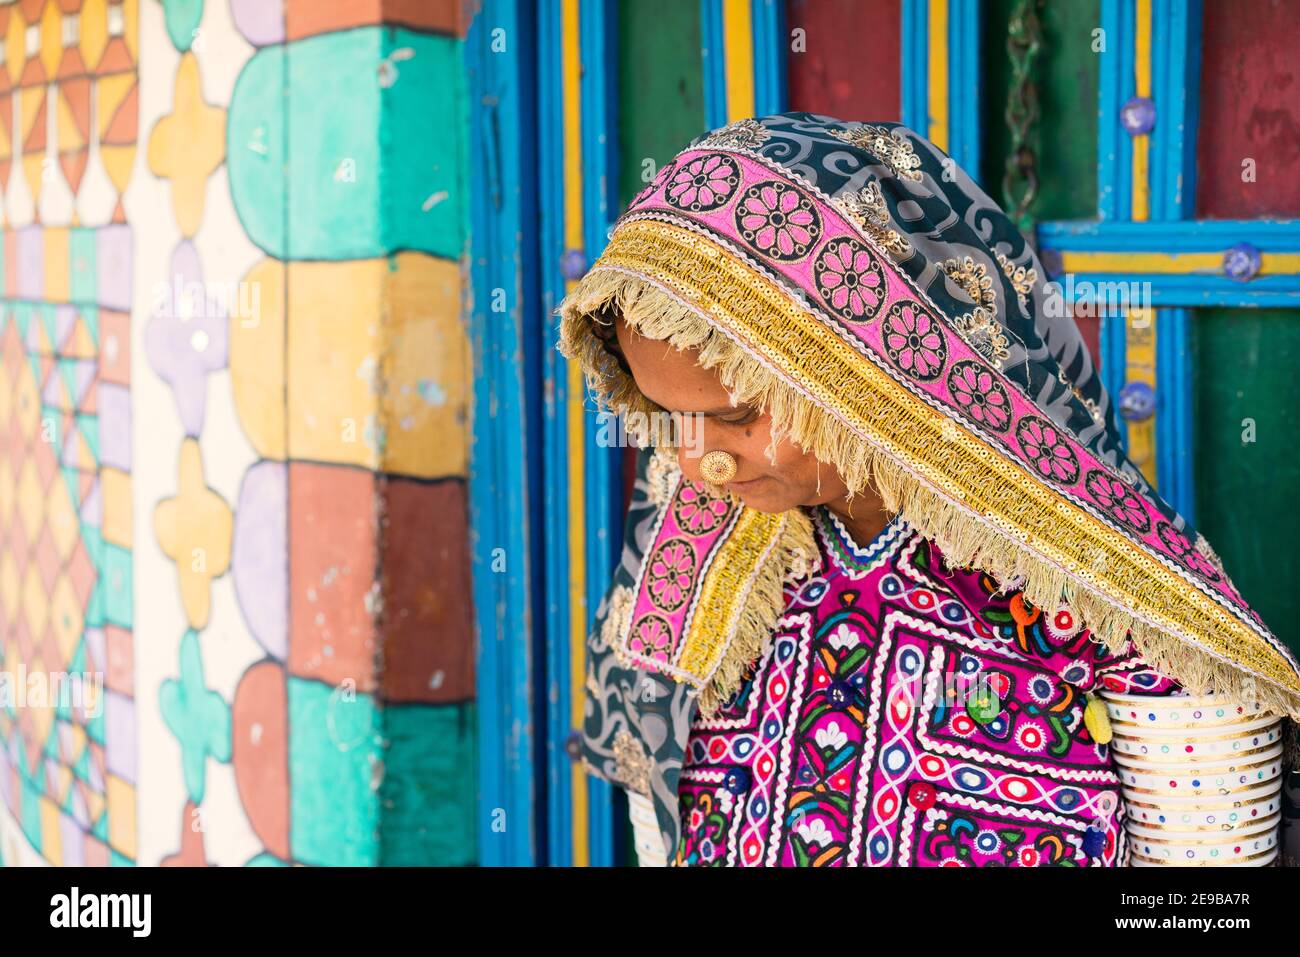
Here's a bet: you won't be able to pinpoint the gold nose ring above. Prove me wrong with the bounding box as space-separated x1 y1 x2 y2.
699 449 738 484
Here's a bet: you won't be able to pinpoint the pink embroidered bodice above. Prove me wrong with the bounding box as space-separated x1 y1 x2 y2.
675 506 1181 866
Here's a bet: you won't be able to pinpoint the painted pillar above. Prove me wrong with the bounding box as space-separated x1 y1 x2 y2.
223 0 478 866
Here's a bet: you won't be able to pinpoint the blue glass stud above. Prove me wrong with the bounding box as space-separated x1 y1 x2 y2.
1223 242 1262 282
1118 381 1155 421
560 248 587 281
1120 97 1156 135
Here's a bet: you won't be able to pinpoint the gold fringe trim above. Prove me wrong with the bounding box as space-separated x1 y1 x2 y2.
558 261 1300 721
695 505 817 718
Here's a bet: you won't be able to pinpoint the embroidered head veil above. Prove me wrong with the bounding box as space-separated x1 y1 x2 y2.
558 112 1300 720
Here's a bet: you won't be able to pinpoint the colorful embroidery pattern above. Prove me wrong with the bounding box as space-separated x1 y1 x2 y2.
1016 415 1081 485
813 238 885 323
675 509 1182 867
1085 470 1152 533
948 360 1012 433
735 181 822 261
665 153 741 213
882 300 948 381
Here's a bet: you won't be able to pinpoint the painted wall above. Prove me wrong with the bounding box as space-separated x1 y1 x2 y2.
0 0 477 867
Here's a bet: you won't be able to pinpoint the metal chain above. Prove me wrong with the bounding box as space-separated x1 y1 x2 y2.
1003 0 1043 237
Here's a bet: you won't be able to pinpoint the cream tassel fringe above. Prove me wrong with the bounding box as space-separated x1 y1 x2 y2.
696 504 818 718
559 268 1300 722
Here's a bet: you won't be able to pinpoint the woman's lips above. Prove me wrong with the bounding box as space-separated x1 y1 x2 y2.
727 475 765 489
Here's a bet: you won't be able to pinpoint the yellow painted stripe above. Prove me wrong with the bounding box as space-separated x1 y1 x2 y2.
562 0 584 251
1135 0 1152 99
1131 0 1152 221
1059 251 1300 275
1131 141 1149 222
1125 306 1157 487
927 0 949 152
561 0 590 867
722 0 755 122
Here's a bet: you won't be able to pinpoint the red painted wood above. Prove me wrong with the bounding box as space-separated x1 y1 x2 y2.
785 0 901 122
1061 301 1104 374
1196 1 1300 218
623 446 638 505
1077 312 1102 373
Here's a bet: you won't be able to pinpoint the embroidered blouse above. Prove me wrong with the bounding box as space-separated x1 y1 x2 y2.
674 505 1182 866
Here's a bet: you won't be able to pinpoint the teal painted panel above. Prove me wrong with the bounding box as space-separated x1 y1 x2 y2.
70 229 96 305
101 541 131 629
285 29 385 258
288 676 381 866
378 701 477 865
228 28 466 261
379 29 468 258
1194 308 1300 655
160 0 205 52
21 778 40 850
228 41 290 257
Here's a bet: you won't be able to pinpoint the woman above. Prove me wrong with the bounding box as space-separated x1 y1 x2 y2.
559 113 1300 866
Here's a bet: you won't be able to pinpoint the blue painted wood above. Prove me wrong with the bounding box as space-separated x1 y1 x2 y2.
948 0 982 180
1097 0 1123 220
535 0 573 868
1038 218 1300 250
1156 308 1195 521
1100 310 1128 448
752 0 788 116
1149 0 1170 217
701 0 726 130
466 0 540 867
1117 0 1135 220
901 0 928 136
1047 273 1300 307
580 0 623 868
1149 1 1201 523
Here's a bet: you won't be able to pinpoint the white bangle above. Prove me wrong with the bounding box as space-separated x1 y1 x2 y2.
627 790 668 867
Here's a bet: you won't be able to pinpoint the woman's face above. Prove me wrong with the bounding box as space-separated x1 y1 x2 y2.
614 317 850 513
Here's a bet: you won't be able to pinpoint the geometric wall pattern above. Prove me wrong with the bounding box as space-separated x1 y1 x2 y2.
0 0 138 866
2 0 477 867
